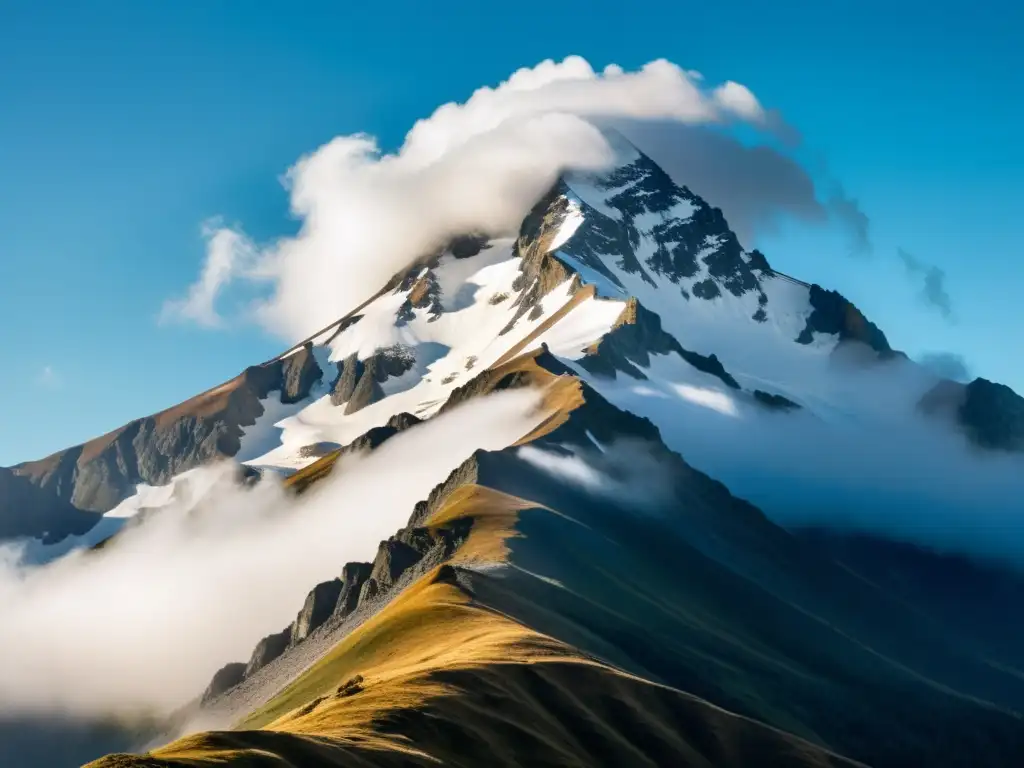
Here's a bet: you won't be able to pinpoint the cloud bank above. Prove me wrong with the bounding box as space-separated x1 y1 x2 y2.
0 389 540 718
162 56 850 340
577 352 1024 565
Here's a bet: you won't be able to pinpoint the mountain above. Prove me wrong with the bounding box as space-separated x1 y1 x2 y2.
4 141 1024 767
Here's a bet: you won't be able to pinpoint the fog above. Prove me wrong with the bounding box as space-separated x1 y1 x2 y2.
0 389 541 718
563 349 1024 566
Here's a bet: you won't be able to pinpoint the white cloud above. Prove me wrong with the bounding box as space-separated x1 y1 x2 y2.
0 389 541 717
711 80 766 123
159 220 258 328
166 56 778 342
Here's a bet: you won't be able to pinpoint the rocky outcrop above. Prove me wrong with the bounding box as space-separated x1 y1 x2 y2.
291 578 344 645
796 284 893 356
330 354 364 406
279 343 323 405
201 662 246 704
245 627 291 678
1 352 334 543
359 540 423 602
580 298 740 389
0 467 99 541
918 377 1024 453
335 561 373 618
331 347 416 413
753 390 802 411
958 378 1024 452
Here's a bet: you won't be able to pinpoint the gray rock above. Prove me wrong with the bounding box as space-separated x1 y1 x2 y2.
331 354 364 406
280 343 323 404
335 561 373 618
245 627 291 678
291 578 344 645
201 662 246 704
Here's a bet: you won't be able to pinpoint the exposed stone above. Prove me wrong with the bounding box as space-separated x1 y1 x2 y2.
796 284 892 356
335 561 373 618
359 540 424 603
201 662 246 704
331 354 364 406
280 343 323 404
345 358 386 414
958 378 1024 452
245 627 291 678
753 390 802 411
291 578 345 645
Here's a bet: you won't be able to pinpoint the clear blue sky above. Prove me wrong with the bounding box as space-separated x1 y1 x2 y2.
1 0 1021 465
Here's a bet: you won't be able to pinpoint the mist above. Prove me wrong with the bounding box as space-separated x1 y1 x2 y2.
0 389 541 718
564 349 1024 566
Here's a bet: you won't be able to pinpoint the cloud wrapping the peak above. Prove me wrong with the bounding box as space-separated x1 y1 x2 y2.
166 56 785 341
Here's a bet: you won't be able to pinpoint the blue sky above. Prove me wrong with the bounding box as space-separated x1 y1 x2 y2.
1 0 1021 465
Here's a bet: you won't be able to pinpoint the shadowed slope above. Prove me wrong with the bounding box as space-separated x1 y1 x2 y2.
90 565 859 768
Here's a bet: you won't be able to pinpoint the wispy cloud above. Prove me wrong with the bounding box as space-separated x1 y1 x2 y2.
828 185 872 256
897 247 955 321
159 219 258 329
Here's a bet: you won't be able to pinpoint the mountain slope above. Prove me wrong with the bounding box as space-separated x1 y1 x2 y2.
92 349 1024 767
5 140 1024 767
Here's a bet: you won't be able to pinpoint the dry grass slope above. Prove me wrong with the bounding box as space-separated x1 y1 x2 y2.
88 490 861 768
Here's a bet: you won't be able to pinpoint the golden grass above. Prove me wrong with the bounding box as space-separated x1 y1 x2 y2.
424 485 539 565
86 483 861 768
88 563 859 767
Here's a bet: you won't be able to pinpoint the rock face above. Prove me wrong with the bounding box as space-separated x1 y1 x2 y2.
245 627 291 678
580 298 739 389
1 356 330 543
918 377 1024 453
290 578 344 645
753 390 802 411
959 378 1024 452
280 343 323 405
359 540 424 602
330 347 416 413
796 284 893 356
335 561 373 618
201 662 246 704
0 467 98 541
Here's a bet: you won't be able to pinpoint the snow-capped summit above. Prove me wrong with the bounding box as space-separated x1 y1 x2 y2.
1 143 1020 554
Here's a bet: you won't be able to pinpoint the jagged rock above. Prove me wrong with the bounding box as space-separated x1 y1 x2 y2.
959 378 1024 452
3 363 294 542
359 539 424 603
201 662 246 704
291 578 345 645
796 284 892 356
579 298 740 389
345 358 386 414
753 390 802 411
335 561 373 617
245 627 291 678
331 354 364 406
333 347 415 413
280 343 323 404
